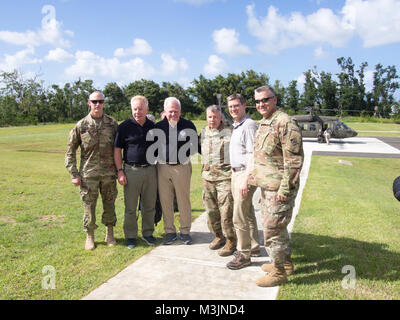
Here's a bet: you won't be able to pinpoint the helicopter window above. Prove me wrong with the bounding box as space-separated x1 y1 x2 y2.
309 124 316 131
301 124 307 130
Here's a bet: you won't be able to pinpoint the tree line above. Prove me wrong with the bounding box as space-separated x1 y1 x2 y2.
0 56 399 126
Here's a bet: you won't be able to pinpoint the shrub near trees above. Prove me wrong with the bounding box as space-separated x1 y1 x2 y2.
0 57 399 126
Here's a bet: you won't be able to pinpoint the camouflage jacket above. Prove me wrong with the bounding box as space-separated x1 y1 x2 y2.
200 122 232 181
250 110 304 197
65 113 118 179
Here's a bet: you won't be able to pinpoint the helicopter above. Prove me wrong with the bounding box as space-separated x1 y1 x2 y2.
292 112 358 143
215 96 357 143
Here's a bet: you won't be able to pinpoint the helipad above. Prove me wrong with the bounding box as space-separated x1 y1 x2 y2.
304 137 400 156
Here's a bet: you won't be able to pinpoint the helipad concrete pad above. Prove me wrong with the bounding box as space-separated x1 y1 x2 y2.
303 137 400 155
83 137 400 300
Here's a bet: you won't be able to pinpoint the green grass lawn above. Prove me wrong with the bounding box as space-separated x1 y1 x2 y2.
343 122 400 137
1 122 400 300
0 122 206 299
278 156 400 300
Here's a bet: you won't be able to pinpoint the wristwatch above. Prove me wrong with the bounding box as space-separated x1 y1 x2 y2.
117 168 124 173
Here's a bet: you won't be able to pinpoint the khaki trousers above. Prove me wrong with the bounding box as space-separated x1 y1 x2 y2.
157 163 192 235
231 171 260 259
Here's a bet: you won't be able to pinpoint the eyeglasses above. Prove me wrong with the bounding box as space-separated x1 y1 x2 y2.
255 96 275 105
90 100 105 104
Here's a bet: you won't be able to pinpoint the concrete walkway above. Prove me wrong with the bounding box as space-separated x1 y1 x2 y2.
83 137 400 300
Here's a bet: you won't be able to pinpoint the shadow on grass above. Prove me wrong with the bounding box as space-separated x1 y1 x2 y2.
290 232 400 284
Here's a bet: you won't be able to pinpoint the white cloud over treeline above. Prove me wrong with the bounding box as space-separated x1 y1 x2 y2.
246 0 400 54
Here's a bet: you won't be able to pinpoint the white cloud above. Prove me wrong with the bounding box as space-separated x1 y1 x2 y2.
247 4 353 54
314 46 328 59
341 0 400 47
247 0 400 54
0 30 39 47
203 54 227 76
64 51 155 82
45 48 73 62
160 54 188 76
0 47 42 72
212 28 251 57
0 5 73 48
114 38 153 57
39 5 73 48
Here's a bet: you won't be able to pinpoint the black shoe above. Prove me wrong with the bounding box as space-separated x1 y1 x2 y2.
163 233 177 245
127 238 136 249
142 235 157 246
179 233 193 245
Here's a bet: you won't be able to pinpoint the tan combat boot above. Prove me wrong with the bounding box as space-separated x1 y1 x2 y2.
256 265 287 287
85 230 95 250
105 226 117 246
261 256 294 275
209 232 226 250
218 238 237 257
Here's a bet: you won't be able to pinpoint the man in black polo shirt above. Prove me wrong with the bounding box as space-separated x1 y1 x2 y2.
155 97 198 245
114 95 157 249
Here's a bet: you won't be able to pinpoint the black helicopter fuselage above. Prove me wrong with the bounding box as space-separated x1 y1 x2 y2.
293 114 358 142
218 105 357 143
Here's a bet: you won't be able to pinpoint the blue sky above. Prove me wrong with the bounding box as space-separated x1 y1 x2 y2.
0 0 399 96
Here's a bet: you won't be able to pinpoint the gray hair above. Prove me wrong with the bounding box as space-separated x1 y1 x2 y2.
164 97 181 110
206 105 222 116
254 85 276 96
131 95 149 108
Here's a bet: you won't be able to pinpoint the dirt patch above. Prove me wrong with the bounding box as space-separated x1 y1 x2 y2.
0 216 17 226
39 215 65 224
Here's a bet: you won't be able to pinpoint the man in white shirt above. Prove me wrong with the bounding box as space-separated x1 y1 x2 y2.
226 93 260 270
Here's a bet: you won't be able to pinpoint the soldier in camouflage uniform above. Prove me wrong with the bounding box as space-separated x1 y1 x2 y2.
200 105 237 256
249 85 304 287
65 91 119 250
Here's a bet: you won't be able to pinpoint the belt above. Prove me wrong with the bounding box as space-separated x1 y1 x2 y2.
125 163 150 168
232 166 246 172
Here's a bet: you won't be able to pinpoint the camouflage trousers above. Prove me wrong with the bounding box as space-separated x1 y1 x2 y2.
202 179 235 239
261 189 297 267
79 175 118 232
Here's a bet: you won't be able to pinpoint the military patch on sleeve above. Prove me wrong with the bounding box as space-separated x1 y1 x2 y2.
286 125 302 154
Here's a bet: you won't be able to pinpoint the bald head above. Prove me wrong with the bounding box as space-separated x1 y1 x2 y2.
88 91 105 118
